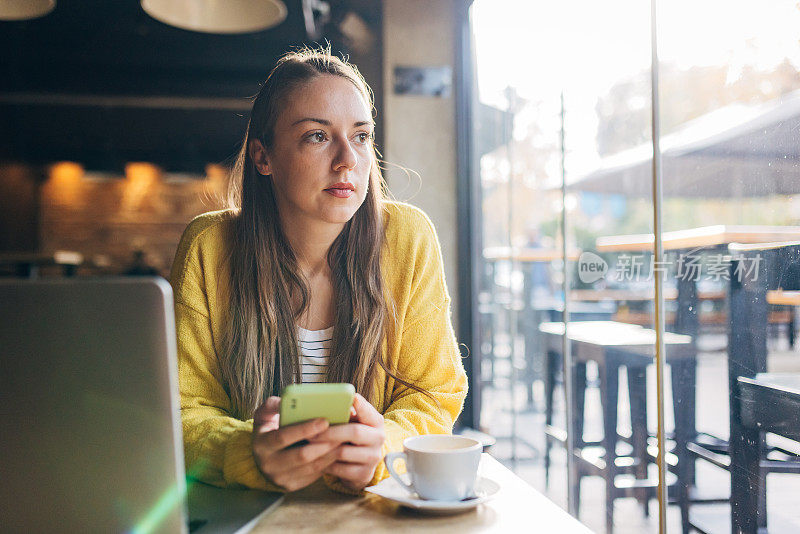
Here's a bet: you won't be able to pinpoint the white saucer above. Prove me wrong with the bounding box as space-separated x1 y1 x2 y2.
365 476 500 514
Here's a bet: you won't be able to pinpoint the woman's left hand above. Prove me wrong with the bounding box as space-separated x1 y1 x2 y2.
310 393 386 491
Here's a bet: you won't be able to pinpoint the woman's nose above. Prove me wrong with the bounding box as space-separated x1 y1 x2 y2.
332 138 358 172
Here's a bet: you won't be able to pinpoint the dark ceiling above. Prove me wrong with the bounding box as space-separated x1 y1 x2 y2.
0 0 382 173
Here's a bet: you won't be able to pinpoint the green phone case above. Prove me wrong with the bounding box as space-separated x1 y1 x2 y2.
279 383 356 427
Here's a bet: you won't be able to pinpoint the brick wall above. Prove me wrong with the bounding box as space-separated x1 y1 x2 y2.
3 161 229 277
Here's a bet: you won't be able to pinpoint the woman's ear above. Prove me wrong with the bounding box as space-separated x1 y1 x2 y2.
248 138 272 176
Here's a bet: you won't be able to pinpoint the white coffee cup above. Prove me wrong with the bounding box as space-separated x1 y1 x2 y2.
384 434 482 501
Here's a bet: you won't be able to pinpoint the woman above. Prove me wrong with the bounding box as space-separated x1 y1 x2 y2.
170 46 467 495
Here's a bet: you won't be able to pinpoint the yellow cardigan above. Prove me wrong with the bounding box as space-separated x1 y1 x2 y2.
170 200 468 494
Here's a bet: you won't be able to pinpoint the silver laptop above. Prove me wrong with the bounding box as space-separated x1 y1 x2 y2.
0 278 282 533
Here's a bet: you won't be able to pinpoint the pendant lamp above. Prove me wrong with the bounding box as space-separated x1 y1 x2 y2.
141 0 287 34
0 0 55 20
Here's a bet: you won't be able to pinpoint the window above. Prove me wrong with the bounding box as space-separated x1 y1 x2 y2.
466 1 800 531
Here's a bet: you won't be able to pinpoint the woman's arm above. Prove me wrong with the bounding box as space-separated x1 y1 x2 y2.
373 294 468 486
175 299 281 490
174 216 341 492
171 215 288 491
319 301 466 495
321 206 469 494
170 215 271 489
380 207 468 478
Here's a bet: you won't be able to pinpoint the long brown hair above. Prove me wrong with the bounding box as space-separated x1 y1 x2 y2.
222 46 426 419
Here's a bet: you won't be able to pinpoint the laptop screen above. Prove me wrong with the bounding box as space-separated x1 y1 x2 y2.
0 278 187 533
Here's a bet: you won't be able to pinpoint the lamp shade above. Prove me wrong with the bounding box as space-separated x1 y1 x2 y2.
0 0 55 20
141 0 287 34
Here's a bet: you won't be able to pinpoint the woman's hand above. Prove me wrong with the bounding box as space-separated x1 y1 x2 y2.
310 393 386 492
251 396 342 492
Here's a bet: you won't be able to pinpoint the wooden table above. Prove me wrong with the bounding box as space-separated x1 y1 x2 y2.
586 229 800 532
0 250 84 277
595 225 800 253
481 246 580 423
767 290 800 306
594 227 800 341
538 321 693 356
766 291 800 347
252 454 591 533
594 228 800 494
594 227 800 342
483 246 581 262
569 288 672 302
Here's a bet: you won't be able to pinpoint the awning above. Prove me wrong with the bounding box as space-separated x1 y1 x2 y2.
564 89 800 198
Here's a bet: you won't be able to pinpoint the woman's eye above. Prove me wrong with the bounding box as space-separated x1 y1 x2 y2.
356 132 372 144
307 131 326 143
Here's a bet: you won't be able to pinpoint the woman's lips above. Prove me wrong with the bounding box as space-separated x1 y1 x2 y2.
324 183 355 198
324 188 354 198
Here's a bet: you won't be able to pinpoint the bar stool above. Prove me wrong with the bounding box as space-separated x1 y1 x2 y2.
540 321 695 533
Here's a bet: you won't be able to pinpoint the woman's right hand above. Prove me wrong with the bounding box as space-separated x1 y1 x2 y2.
251 396 341 492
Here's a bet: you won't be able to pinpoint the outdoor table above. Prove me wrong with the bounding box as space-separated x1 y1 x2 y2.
767 290 800 306
569 288 726 302
595 227 800 341
594 226 800 511
253 454 592 533
595 225 800 252
731 374 800 534
482 246 581 262
767 289 800 346
568 288 727 326
569 288 672 301
538 321 693 532
481 247 581 417
533 298 616 322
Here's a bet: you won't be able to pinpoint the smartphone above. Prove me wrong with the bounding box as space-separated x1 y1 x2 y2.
279 383 355 427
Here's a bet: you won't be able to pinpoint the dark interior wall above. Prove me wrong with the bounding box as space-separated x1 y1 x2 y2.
0 0 384 173
0 163 40 251
0 1 384 266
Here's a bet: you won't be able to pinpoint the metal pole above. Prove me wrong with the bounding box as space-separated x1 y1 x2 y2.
649 0 668 532
506 87 519 467
454 0 481 431
560 91 577 516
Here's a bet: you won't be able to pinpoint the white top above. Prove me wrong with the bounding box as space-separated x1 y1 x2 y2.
297 326 332 383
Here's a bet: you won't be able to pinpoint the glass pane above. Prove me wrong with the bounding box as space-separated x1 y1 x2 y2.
658 1 800 532
471 1 663 531
470 0 569 511
563 2 660 531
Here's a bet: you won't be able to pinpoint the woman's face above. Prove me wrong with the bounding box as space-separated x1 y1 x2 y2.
254 74 374 229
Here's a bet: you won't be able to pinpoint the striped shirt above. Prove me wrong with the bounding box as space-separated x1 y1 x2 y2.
298 325 332 383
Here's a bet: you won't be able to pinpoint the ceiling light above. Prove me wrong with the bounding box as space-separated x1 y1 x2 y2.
141 0 287 34
0 0 55 21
